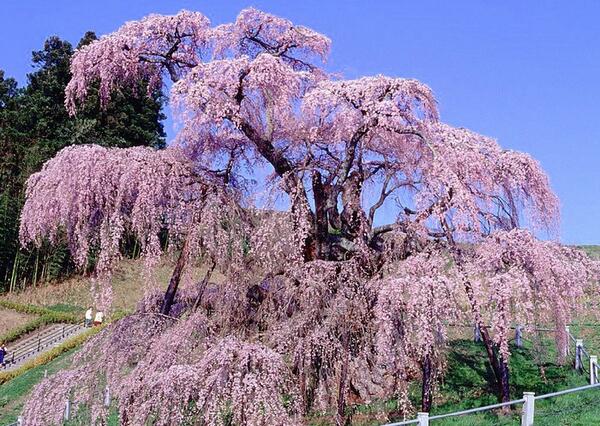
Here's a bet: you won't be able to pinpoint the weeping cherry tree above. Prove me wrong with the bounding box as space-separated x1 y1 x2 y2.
19 8 597 424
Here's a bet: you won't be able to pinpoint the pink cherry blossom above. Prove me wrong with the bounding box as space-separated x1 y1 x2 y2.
20 6 599 423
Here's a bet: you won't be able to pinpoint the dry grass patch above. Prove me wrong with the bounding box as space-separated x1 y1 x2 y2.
0 309 37 335
1 258 223 314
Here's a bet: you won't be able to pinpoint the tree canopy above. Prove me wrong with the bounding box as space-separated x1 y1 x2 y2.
19 8 598 425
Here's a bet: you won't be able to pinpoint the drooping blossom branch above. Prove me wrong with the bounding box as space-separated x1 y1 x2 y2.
19 144 246 311
18 7 599 424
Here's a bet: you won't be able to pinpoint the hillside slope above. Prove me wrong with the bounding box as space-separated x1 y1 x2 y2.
0 258 222 316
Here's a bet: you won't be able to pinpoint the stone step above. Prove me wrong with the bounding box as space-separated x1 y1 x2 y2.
10 324 81 359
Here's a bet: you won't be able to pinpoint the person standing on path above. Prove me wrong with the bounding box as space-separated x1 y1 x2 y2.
93 311 104 326
85 307 93 327
0 346 7 368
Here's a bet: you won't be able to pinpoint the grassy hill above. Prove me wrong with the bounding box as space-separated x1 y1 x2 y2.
576 245 600 259
315 339 599 425
0 349 77 424
421 340 599 425
3 245 598 317
2 337 599 425
0 257 222 317
0 249 599 425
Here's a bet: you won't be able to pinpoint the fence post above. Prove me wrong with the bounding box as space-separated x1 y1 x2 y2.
17 416 22 426
104 386 111 407
417 412 429 426
576 339 583 371
515 325 523 348
474 324 482 343
64 398 71 421
590 355 598 385
565 325 571 357
521 392 535 426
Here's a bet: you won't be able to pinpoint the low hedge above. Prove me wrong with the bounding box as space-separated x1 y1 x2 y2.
0 300 79 321
0 300 80 345
0 325 103 385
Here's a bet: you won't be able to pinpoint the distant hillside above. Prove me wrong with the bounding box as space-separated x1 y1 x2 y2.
0 258 222 316
576 245 600 259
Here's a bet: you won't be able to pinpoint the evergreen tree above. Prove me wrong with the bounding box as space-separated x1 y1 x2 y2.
0 32 166 291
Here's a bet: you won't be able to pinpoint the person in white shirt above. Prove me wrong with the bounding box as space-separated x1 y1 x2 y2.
85 307 93 327
93 311 104 326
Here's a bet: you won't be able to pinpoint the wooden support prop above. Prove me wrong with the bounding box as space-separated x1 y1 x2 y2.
474 324 482 343
515 325 523 348
104 386 111 407
576 339 583 371
64 398 71 421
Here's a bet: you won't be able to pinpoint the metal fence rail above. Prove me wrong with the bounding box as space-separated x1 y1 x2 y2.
383 382 600 426
428 398 525 420
384 398 526 425
383 325 600 426
535 381 600 401
4 322 84 368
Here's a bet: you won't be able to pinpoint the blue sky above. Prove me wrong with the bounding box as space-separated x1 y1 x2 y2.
2 1 600 244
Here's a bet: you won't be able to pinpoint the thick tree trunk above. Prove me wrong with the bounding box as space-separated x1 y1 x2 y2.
479 326 510 403
340 172 364 239
160 238 189 315
299 365 308 413
191 261 216 312
458 269 510 404
326 192 342 232
498 355 511 404
478 327 501 382
336 332 351 426
312 172 330 260
421 354 433 412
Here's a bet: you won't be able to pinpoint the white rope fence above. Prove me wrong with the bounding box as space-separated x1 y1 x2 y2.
383 325 600 426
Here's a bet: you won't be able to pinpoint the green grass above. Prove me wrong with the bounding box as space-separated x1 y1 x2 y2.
337 338 598 425
46 303 85 315
62 403 120 426
0 348 78 424
393 340 599 425
576 245 600 259
430 375 600 425
2 337 600 425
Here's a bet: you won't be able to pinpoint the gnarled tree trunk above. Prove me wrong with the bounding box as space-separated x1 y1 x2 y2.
421 354 433 412
160 238 190 315
479 325 511 403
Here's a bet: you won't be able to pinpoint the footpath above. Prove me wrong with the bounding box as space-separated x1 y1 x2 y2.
3 323 86 371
